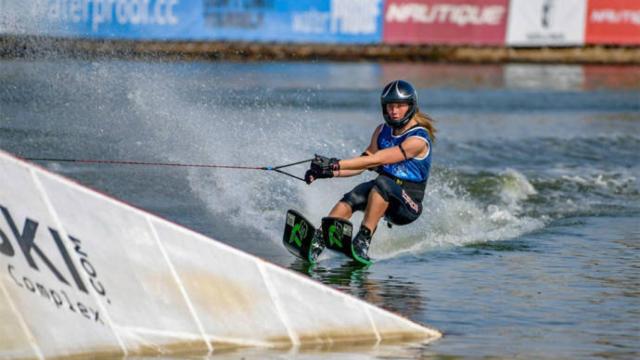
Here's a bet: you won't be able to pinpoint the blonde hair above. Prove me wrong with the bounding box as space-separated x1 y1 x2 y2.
413 110 436 142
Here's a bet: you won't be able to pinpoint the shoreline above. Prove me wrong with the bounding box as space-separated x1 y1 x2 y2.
2 36 640 64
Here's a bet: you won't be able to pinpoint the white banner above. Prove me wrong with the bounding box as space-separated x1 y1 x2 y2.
506 0 587 46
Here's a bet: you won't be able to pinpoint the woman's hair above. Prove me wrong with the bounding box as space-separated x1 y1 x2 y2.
413 110 437 141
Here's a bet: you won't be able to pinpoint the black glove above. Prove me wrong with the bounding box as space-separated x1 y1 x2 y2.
304 168 318 184
305 154 340 184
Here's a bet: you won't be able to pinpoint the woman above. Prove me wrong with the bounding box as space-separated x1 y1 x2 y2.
305 80 436 264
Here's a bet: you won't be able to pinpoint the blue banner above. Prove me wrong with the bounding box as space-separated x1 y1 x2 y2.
1 0 383 44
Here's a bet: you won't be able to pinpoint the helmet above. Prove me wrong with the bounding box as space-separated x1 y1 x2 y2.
381 80 418 129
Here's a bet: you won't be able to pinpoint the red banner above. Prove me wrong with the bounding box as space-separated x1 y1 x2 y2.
586 0 640 45
383 0 509 45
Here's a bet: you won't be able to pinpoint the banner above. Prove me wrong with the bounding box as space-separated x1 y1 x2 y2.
383 0 509 45
0 0 384 44
586 0 640 45
506 0 587 46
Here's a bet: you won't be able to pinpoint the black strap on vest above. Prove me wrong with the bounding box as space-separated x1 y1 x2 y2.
398 142 408 160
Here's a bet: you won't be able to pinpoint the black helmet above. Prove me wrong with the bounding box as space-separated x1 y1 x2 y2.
381 80 418 129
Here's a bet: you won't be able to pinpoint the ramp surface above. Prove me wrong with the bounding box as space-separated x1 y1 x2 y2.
0 149 440 359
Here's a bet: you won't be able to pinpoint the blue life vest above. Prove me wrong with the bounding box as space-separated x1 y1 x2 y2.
376 123 432 183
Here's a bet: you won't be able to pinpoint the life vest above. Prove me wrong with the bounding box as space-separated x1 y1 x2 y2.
377 123 432 184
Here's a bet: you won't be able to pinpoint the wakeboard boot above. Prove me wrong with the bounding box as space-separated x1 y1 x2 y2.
351 226 373 266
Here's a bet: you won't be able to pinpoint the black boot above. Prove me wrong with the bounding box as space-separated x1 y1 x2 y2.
351 226 373 265
309 229 325 262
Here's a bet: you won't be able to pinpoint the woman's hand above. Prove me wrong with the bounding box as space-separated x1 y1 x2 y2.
305 155 340 184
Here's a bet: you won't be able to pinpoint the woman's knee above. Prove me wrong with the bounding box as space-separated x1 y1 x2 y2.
368 186 389 205
329 201 352 218
341 181 375 212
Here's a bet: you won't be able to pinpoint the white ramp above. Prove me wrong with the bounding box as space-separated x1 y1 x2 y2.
0 149 440 359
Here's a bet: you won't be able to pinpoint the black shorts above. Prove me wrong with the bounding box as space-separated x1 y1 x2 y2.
341 175 422 226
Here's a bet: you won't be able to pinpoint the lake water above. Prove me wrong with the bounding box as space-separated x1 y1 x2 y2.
1 59 639 359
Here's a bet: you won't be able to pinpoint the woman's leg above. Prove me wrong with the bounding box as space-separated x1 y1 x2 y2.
350 189 387 265
362 189 389 233
350 181 392 265
328 201 353 219
331 180 376 220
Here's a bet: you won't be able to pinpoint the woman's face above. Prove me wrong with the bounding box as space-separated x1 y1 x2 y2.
386 103 410 121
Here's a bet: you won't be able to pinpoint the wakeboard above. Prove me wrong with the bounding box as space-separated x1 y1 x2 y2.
283 210 369 265
283 209 319 263
321 216 354 256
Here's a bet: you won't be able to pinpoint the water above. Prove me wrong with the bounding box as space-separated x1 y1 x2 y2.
1 59 639 359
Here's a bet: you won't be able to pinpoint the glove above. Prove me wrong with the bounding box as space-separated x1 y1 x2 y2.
305 154 340 184
304 169 318 184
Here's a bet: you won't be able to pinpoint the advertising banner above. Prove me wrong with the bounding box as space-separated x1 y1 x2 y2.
586 0 640 45
0 0 200 37
197 0 384 43
0 0 384 44
383 0 509 45
506 0 588 46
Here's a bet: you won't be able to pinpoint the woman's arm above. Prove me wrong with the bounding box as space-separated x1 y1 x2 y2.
338 136 427 172
333 125 383 178
334 169 365 177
